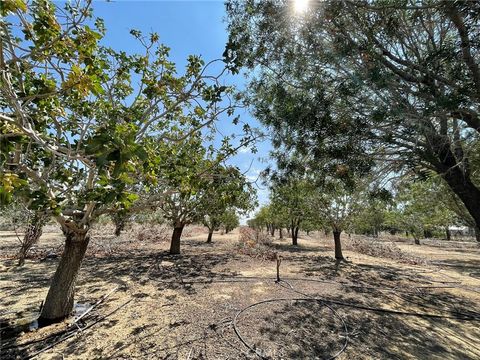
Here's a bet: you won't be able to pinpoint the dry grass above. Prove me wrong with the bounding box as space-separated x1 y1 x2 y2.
1 228 480 359
344 235 427 265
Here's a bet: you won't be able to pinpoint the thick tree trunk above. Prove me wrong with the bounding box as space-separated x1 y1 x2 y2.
18 213 46 266
270 225 275 237
279 228 283 239
206 229 213 243
39 229 89 324
446 227 451 241
170 225 184 255
333 230 344 260
292 226 299 246
414 236 420 245
442 166 480 232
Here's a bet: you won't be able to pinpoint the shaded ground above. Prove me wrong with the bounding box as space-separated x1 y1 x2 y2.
1 227 480 359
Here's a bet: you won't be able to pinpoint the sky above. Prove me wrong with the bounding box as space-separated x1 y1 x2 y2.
88 0 271 219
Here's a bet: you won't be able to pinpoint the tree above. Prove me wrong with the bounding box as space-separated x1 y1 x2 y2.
270 179 314 246
200 166 256 243
1 1 236 323
0 203 48 266
157 136 213 254
311 178 365 260
352 188 392 237
394 179 458 244
219 208 240 234
225 0 480 233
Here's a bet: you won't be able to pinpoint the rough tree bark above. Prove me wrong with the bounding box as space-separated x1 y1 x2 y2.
333 229 344 260
39 227 89 324
170 224 185 255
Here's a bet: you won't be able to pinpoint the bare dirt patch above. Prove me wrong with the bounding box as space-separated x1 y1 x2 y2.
1 229 480 359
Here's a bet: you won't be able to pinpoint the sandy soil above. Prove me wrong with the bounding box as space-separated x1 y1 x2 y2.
1 227 479 359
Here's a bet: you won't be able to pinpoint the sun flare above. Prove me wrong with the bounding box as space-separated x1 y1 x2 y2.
294 0 309 13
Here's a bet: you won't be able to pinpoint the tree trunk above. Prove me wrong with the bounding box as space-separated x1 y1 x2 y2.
39 229 89 325
333 230 344 260
114 221 124 237
18 213 46 266
292 226 299 246
423 229 432 238
475 226 480 242
270 225 275 237
445 227 451 241
170 225 184 254
442 165 480 232
414 236 420 245
206 229 213 243
279 228 283 239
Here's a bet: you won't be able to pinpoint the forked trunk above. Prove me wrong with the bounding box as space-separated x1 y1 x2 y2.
333 230 344 260
292 226 299 246
206 229 213 243
39 229 89 324
170 225 184 254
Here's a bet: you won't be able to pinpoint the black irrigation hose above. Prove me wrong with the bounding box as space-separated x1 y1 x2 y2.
278 281 480 322
232 297 349 360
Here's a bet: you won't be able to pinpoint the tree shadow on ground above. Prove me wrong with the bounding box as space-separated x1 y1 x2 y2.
430 258 480 279
236 292 480 359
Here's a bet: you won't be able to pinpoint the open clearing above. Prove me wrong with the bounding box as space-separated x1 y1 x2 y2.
1 229 480 360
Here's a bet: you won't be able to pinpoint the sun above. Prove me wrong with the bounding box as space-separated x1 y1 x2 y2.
294 0 309 13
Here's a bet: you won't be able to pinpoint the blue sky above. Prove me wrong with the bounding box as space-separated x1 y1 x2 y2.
89 0 271 217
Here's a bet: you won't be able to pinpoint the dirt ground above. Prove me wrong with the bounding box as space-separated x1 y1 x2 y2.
1 226 480 360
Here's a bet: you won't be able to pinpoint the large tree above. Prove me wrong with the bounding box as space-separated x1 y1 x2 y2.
1 1 236 323
225 0 480 230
